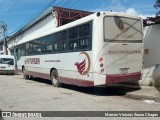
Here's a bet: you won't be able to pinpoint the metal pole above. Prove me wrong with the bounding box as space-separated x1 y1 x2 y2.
0 21 7 55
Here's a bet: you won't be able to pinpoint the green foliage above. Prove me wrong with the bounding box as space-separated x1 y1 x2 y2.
154 0 160 8
154 0 160 15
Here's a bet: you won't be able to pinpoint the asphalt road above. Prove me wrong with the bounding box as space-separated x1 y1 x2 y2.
0 74 160 120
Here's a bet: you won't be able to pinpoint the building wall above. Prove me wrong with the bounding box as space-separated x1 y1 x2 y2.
8 13 58 50
142 24 160 86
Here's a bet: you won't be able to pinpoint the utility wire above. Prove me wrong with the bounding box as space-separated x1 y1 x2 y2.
9 0 106 35
9 0 57 35
56 0 66 7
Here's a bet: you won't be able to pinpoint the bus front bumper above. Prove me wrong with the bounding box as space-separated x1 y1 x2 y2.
106 72 141 84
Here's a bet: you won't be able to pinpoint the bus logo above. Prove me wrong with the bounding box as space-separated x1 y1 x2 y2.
75 52 91 76
118 20 130 33
118 20 125 31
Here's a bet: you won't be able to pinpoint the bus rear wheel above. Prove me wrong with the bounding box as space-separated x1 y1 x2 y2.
51 70 61 87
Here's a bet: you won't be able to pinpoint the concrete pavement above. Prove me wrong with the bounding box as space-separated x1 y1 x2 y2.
125 86 160 102
109 84 160 102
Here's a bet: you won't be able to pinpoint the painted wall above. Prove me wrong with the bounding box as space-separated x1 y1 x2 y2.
142 24 160 86
8 13 58 49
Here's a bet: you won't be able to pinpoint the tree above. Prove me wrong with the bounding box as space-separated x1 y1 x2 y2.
154 0 160 16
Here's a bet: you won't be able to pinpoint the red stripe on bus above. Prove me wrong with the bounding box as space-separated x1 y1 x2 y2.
25 70 50 80
23 70 94 87
106 72 141 84
20 69 140 86
60 77 94 87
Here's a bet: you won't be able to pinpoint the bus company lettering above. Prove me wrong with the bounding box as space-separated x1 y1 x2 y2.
25 58 40 64
45 60 60 62
75 52 91 76
108 50 141 54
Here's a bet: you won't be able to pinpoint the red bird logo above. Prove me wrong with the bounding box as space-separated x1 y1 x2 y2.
75 59 86 75
75 52 91 76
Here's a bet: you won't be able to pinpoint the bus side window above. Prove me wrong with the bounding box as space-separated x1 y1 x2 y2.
63 42 67 50
79 23 90 50
69 43 74 50
68 26 78 51
69 40 78 51
46 45 52 53
55 33 59 42
79 38 89 50
53 44 58 52
57 43 63 51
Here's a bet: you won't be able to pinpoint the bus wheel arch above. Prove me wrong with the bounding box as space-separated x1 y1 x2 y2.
22 65 25 72
50 68 61 87
22 66 28 79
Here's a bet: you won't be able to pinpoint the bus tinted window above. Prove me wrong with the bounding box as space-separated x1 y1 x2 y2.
69 27 78 40
79 23 90 37
55 33 59 42
26 42 33 55
60 30 67 41
23 21 92 56
104 16 143 42
17 44 26 60
79 37 89 50
69 40 79 50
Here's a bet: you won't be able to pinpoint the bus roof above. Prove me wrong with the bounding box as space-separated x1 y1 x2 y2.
10 11 142 46
36 11 142 36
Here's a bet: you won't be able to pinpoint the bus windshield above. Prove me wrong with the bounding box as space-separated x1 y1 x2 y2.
0 58 14 65
104 16 143 42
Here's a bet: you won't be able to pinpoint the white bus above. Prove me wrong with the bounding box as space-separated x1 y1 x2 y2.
0 55 16 74
15 12 143 87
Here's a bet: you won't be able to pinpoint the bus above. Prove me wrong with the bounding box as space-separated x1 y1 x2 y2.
0 55 16 74
15 12 143 87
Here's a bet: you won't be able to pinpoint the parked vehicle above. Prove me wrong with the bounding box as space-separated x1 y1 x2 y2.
0 55 16 75
15 12 143 87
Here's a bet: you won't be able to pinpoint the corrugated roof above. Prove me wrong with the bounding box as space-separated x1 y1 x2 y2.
9 6 92 41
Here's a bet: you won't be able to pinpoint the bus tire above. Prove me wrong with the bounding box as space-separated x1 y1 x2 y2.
51 70 61 87
22 67 29 79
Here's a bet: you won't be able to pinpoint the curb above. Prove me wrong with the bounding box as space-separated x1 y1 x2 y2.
125 93 160 102
109 84 160 102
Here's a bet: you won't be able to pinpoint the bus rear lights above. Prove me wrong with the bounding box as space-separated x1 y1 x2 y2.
100 63 104 67
101 69 104 73
99 57 103 62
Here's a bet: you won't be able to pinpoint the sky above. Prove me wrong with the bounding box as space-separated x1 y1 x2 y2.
0 0 158 38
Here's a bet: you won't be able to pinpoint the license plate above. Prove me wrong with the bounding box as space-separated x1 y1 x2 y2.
120 68 129 74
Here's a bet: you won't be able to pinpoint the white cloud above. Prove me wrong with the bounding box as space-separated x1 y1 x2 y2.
125 8 155 19
126 8 138 15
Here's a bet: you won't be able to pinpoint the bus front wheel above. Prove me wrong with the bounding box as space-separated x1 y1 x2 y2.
51 70 61 87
